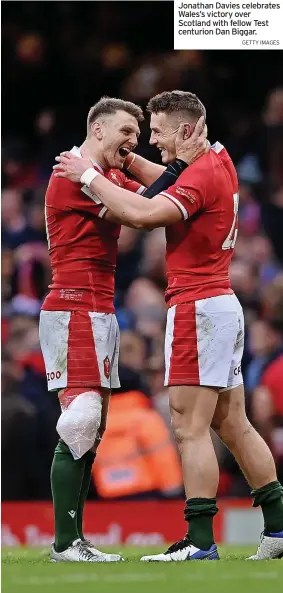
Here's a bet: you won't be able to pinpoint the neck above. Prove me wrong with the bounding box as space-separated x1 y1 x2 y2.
80 138 107 170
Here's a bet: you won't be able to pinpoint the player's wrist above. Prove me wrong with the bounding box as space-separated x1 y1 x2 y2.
167 158 188 174
80 168 100 187
175 155 191 166
124 153 136 171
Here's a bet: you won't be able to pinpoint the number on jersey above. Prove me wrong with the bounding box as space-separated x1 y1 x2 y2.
222 192 239 250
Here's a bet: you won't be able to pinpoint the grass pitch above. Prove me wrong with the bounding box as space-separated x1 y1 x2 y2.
2 546 283 593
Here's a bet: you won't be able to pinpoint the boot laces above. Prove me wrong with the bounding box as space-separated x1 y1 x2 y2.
165 536 192 554
77 541 97 561
81 539 97 549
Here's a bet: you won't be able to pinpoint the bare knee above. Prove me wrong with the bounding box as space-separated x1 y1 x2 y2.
170 385 218 448
211 385 251 448
171 414 210 450
212 414 252 449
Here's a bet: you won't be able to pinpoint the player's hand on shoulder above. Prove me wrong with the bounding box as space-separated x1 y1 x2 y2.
175 116 210 166
53 152 93 183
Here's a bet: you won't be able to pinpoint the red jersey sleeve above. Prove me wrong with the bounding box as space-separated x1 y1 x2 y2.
159 165 208 220
78 182 108 219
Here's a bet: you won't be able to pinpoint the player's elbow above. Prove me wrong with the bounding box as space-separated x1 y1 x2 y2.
131 218 154 230
127 211 149 229
128 217 144 229
126 205 157 229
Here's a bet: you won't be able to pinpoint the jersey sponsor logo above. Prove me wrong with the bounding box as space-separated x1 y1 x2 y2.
59 289 84 301
47 371 62 381
175 186 195 203
233 364 241 376
103 356 111 380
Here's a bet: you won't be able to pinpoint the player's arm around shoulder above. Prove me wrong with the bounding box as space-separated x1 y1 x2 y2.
90 174 184 229
102 169 148 227
101 193 183 229
133 193 184 229
53 153 184 229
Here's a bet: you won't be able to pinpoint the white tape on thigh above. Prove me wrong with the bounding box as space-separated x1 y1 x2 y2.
56 391 102 459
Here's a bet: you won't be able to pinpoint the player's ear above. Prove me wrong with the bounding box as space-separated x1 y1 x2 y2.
91 122 103 141
183 124 192 140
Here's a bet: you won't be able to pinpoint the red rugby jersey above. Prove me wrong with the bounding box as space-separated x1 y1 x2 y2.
160 143 239 305
42 147 144 313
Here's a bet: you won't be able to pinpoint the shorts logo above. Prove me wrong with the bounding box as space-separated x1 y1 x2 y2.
47 371 61 381
233 364 241 376
103 356 111 380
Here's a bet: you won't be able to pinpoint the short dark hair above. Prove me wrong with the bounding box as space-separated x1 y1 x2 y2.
147 90 206 121
87 97 144 132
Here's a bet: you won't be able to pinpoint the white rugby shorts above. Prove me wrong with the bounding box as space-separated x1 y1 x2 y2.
165 294 244 390
39 310 120 391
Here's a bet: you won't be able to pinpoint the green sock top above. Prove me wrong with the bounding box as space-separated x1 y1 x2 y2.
185 497 218 550
251 480 283 534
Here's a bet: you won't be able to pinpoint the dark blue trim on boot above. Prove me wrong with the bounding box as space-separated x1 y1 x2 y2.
267 530 283 538
190 544 219 560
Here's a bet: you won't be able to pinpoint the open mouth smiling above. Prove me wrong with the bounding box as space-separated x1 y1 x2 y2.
118 147 131 158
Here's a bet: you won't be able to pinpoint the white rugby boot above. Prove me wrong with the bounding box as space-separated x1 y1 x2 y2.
247 530 283 560
50 538 122 562
140 536 219 562
81 539 124 562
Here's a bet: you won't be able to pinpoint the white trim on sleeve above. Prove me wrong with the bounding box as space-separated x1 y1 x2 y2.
98 206 108 219
136 185 146 195
160 192 189 221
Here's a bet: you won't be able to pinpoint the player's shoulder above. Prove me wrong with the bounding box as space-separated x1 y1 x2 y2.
179 143 233 181
195 142 231 170
178 151 212 186
210 142 236 174
45 170 79 211
46 170 77 193
46 171 72 193
47 145 81 193
212 141 233 159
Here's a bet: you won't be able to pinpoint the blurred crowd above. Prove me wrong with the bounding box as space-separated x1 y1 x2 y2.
2 1 283 501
